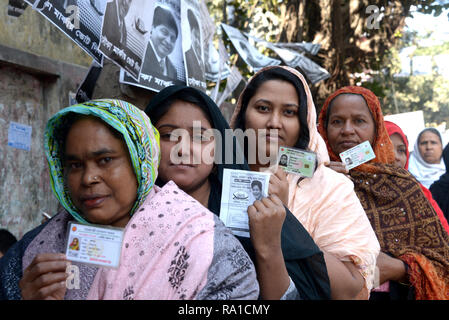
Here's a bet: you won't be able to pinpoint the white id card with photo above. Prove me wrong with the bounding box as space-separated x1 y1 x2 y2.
339 141 376 170
65 222 124 269
278 146 317 177
219 169 271 237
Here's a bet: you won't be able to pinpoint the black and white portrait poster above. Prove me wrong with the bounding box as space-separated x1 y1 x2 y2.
198 0 215 48
30 0 107 63
181 0 206 91
205 39 230 82
121 0 186 92
221 23 280 73
100 0 156 79
276 42 321 56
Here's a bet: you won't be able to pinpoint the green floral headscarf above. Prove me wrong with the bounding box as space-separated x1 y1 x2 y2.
44 99 160 224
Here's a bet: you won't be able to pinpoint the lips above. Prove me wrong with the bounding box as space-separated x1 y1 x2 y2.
265 133 283 142
170 163 196 169
339 140 358 150
80 195 108 209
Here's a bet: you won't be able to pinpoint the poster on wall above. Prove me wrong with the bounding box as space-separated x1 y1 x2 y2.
181 0 206 91
8 122 32 151
120 0 186 92
31 0 107 64
100 0 156 80
221 23 280 73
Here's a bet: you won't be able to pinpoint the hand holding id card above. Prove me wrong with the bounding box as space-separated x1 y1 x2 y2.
65 222 124 268
277 146 317 177
339 141 376 170
219 169 271 237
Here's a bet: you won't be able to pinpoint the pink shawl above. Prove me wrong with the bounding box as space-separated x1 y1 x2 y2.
87 181 258 300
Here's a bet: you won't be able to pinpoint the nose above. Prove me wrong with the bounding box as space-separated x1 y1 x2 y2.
178 134 191 157
394 152 402 167
341 120 355 135
82 164 101 186
266 112 282 130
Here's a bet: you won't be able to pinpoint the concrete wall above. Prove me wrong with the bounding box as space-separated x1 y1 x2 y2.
0 0 91 67
0 1 90 239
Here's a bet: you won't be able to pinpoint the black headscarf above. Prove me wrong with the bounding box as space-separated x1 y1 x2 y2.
145 85 330 300
430 143 449 221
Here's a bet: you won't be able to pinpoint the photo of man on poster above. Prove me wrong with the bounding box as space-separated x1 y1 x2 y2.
184 9 205 83
102 0 132 47
141 5 178 78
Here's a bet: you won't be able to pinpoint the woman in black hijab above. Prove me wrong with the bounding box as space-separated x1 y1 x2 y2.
430 143 449 221
145 85 330 300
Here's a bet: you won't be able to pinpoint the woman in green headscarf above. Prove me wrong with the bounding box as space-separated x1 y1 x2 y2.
0 99 258 300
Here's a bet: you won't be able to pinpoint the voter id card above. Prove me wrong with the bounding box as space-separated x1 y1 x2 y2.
278 146 317 178
65 222 124 268
339 141 376 170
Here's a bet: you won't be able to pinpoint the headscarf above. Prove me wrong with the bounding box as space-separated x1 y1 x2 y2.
318 87 449 300
317 86 395 173
408 128 446 189
430 144 449 221
147 84 331 299
145 85 248 215
230 66 330 166
231 66 380 295
384 120 410 169
44 99 160 224
385 121 449 235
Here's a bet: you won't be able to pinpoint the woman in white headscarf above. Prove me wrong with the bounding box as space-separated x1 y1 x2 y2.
408 128 446 189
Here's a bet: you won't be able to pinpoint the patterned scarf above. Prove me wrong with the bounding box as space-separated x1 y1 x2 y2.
318 87 449 300
44 99 160 224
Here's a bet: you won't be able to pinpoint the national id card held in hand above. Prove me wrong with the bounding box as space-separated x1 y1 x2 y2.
65 222 124 268
277 146 317 178
339 141 376 170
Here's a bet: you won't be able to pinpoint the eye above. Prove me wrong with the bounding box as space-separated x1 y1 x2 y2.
330 119 342 125
355 118 366 124
284 109 297 117
256 105 270 112
192 134 204 142
67 162 82 170
160 131 180 141
99 157 112 165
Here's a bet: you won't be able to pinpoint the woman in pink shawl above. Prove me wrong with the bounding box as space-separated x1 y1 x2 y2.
5 99 258 300
230 66 380 299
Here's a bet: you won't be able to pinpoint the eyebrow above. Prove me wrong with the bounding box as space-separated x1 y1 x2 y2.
65 148 117 161
254 99 299 108
157 124 210 131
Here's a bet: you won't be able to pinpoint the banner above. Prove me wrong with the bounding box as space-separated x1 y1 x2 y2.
100 0 156 80
120 0 185 92
221 23 280 73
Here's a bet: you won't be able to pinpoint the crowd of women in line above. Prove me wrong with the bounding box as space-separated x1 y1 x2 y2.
1 66 449 300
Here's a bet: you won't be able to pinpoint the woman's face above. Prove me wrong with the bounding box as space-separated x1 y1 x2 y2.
251 185 262 200
244 79 300 165
326 94 376 156
156 100 214 193
64 118 138 228
418 130 443 164
390 133 408 169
